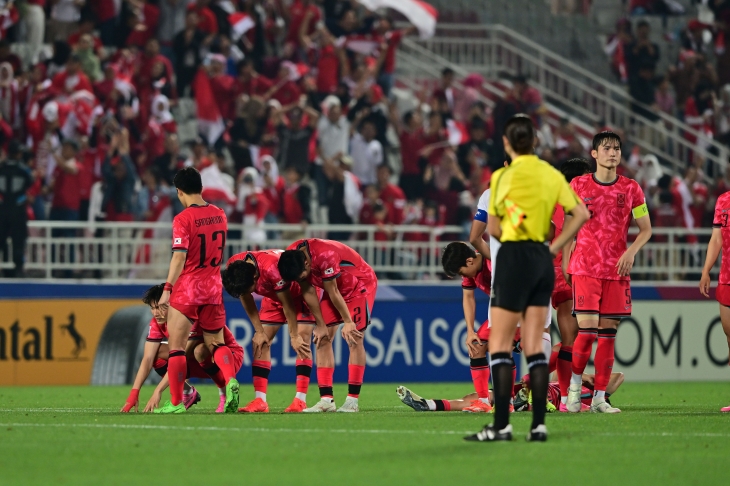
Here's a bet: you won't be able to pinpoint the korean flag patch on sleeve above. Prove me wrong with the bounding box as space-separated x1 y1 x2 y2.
174 238 182 245
324 268 334 276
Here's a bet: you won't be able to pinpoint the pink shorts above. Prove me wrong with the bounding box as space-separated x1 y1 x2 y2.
476 321 521 344
572 275 631 318
171 303 227 332
259 295 315 325
321 288 376 331
552 267 572 309
717 284 730 307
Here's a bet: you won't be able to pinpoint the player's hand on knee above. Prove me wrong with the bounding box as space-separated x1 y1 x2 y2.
465 331 483 358
290 334 311 359
341 321 363 347
252 331 271 358
312 325 330 348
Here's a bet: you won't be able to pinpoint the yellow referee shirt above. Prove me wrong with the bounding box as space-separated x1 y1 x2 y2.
488 155 580 243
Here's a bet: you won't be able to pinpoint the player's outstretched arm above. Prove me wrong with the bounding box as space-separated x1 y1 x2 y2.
617 215 652 277
278 289 311 359
700 228 722 297
462 289 482 357
121 341 160 412
240 294 270 359
323 279 361 346
143 374 171 413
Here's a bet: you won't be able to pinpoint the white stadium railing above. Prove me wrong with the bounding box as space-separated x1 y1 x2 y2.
0 222 720 284
397 23 729 180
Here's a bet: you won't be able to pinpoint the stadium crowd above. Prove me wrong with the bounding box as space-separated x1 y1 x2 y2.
0 0 725 278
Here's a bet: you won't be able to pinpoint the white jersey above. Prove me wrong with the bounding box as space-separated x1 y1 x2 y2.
475 189 551 330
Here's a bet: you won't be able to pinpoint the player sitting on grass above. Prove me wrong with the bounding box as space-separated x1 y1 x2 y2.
121 284 243 413
397 370 624 413
700 187 730 412
222 250 317 413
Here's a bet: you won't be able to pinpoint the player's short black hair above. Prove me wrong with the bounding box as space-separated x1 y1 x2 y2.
441 242 477 278
142 284 164 306
221 260 256 298
592 131 622 151
504 114 535 155
278 249 307 282
560 158 592 182
173 167 203 195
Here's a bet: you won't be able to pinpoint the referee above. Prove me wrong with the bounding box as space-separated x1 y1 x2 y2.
465 115 589 443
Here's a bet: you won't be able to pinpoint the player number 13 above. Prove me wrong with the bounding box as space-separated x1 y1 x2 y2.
197 231 226 268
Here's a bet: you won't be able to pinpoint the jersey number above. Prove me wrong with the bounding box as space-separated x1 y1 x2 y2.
353 306 361 324
722 214 729 228
197 231 226 268
625 288 632 306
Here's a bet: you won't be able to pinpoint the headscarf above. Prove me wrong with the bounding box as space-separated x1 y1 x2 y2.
151 94 173 124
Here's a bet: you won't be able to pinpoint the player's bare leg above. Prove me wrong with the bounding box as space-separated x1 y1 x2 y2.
719 305 730 412
556 300 578 411
339 330 366 412
285 323 315 412
463 341 492 413
154 306 191 413
240 325 279 412
304 326 337 412
590 318 620 413
567 314 598 412
397 386 479 412
203 328 239 413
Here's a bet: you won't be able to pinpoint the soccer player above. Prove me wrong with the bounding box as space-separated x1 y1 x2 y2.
552 158 592 411
565 131 652 414
222 250 320 413
442 241 495 413
396 372 624 412
699 189 730 412
154 167 238 414
466 114 589 443
121 284 244 413
278 239 378 412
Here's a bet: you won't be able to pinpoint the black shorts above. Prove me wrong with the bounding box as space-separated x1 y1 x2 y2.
492 241 554 312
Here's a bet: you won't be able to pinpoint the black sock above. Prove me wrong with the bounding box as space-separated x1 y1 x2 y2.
527 353 549 430
490 352 513 430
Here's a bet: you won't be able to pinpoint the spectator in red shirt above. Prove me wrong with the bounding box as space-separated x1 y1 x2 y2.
286 0 321 50
50 139 83 276
67 17 103 54
125 1 161 48
376 164 406 225
207 54 236 121
188 0 218 35
316 31 346 97
389 103 425 201
91 0 118 46
375 18 416 96
258 155 285 226
76 136 99 222
270 63 303 108
234 59 274 98
51 55 93 97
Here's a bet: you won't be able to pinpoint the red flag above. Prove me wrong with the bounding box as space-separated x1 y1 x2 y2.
230 12 255 41
446 119 469 146
192 69 225 146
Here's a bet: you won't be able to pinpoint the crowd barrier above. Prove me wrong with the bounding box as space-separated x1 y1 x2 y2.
0 283 726 385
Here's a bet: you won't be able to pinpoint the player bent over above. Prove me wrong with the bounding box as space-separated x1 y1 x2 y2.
222 250 319 413
565 132 652 414
155 167 239 414
551 158 592 411
121 284 243 413
699 189 730 412
279 239 378 413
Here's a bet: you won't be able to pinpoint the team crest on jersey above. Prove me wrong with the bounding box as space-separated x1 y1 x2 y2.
617 193 626 207
174 238 182 245
578 295 584 306
324 268 334 275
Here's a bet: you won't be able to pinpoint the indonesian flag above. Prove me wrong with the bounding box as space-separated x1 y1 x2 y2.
281 61 309 81
446 119 469 146
201 163 237 206
339 34 380 55
192 69 225 146
357 0 438 39
230 12 255 42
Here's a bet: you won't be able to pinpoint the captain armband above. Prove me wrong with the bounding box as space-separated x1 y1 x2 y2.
632 203 649 219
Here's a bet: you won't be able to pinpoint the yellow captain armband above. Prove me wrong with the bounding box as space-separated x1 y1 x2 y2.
632 203 649 219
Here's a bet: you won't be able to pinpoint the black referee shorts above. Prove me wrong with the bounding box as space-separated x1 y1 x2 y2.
492 241 554 312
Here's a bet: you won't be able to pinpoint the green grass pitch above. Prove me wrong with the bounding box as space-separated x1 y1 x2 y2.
0 382 728 485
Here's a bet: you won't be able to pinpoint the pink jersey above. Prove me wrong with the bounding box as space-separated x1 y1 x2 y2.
170 204 227 305
552 204 565 267
568 174 646 281
226 250 304 300
287 239 376 301
713 191 730 285
461 257 492 295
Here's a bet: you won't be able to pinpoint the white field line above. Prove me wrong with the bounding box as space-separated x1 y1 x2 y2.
0 422 729 438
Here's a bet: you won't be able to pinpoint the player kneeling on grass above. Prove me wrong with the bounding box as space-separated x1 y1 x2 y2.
222 250 318 413
279 239 378 413
121 284 244 413
700 189 730 412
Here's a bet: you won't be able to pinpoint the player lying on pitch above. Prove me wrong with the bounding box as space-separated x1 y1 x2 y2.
121 284 244 413
397 372 624 413
222 250 317 413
